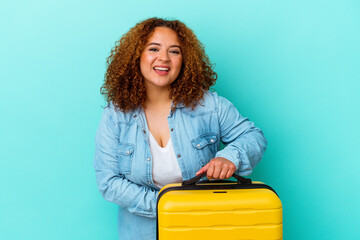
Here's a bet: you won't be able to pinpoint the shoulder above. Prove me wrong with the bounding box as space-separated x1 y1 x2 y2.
180 91 233 116
201 91 234 111
102 102 136 125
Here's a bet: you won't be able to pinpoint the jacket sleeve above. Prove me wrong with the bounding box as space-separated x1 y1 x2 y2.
213 94 267 176
93 106 158 218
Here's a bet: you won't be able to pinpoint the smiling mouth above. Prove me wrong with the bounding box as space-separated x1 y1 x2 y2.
153 67 170 72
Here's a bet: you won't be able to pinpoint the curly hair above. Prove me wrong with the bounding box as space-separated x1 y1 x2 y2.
101 17 217 112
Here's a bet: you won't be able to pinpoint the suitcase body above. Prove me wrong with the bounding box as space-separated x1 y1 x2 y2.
157 174 282 240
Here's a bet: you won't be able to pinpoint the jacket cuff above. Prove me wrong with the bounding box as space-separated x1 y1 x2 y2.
215 148 252 176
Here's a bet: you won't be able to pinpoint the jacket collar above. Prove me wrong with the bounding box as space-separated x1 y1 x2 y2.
173 102 186 109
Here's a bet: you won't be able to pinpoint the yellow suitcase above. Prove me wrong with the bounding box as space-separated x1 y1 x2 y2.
157 173 282 240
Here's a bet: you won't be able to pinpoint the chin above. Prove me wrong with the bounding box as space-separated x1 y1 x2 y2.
153 79 175 87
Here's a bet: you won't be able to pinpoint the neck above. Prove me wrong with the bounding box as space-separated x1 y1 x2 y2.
145 85 172 108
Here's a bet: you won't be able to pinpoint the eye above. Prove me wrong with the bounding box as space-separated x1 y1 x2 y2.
149 48 159 52
170 50 180 55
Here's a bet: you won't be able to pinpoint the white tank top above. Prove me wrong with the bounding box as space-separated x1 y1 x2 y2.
149 132 183 188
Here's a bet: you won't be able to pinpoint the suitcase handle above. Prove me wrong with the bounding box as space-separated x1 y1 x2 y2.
182 172 252 186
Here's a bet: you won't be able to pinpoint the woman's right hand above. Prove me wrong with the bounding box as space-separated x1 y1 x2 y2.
196 157 236 180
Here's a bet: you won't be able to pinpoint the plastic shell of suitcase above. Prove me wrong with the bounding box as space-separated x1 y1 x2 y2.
157 173 282 240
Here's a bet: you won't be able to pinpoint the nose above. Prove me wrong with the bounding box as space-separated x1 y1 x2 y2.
158 50 170 62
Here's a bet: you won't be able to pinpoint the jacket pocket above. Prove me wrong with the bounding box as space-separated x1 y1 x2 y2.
117 143 135 174
191 133 218 166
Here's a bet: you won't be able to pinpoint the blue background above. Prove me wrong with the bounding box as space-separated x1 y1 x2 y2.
1 0 359 239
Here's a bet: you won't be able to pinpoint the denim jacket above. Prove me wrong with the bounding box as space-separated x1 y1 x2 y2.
93 91 267 240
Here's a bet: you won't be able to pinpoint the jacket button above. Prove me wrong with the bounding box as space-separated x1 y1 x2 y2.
126 151 130 155
143 130 146 134
148 181 151 184
147 157 151 161
171 128 174 131
177 154 181 158
196 144 201 148
210 139 214 143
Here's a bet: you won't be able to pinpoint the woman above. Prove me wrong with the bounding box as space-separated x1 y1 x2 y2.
94 17 267 240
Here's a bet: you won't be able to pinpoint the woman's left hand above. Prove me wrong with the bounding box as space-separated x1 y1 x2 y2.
195 157 236 180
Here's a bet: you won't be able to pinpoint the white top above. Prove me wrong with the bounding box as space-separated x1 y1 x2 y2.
149 132 183 188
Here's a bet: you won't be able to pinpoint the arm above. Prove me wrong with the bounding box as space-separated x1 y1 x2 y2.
93 106 158 218
197 93 267 178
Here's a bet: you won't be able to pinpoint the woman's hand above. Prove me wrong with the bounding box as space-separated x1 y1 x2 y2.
196 157 236 180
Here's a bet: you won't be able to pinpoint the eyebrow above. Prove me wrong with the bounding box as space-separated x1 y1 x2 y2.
147 42 181 48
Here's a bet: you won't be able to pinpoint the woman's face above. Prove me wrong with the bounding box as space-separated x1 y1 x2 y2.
140 27 183 91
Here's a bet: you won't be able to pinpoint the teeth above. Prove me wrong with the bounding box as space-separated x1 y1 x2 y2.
154 67 170 71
